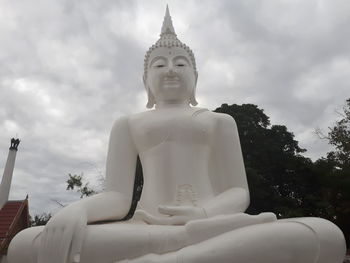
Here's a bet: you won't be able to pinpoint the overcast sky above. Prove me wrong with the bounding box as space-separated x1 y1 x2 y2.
0 0 349 216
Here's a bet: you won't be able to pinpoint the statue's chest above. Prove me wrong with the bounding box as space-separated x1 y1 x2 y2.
131 110 212 152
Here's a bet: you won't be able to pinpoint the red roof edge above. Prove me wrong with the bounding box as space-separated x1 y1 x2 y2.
0 199 29 254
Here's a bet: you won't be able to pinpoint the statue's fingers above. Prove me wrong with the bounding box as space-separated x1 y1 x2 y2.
39 228 48 250
158 205 187 216
51 229 65 262
37 229 49 263
135 210 171 225
169 216 188 225
138 211 159 224
43 228 61 263
53 228 70 263
147 216 171 225
69 219 87 262
59 227 74 262
134 210 153 222
48 229 58 262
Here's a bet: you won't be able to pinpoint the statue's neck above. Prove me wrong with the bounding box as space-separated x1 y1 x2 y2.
155 101 191 110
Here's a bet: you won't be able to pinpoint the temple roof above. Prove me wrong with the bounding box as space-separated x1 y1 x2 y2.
0 199 29 254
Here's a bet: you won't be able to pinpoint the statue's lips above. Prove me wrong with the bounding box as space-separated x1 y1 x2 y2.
163 78 180 87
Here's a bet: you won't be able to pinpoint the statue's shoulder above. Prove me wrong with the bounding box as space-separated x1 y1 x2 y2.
190 107 210 116
209 111 238 128
111 111 154 124
128 110 155 123
110 115 131 133
110 113 152 139
192 107 236 125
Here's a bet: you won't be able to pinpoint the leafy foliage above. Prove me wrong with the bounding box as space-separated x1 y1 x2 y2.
214 103 311 217
214 101 350 248
328 98 350 168
313 98 350 247
66 173 96 198
30 213 51 226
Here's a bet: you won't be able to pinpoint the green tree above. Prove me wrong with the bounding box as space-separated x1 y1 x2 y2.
214 103 316 218
328 98 350 168
66 173 97 198
30 213 51 226
314 98 350 247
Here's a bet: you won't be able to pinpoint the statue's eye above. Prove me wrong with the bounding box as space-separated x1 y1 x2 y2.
176 64 185 67
155 65 165 68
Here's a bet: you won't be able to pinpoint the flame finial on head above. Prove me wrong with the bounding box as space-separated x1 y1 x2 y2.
161 5 176 36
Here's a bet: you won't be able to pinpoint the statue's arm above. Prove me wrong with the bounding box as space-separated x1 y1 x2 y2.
65 116 136 223
38 117 137 262
83 116 137 222
204 113 250 217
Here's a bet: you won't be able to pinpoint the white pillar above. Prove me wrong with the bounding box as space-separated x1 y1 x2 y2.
0 139 20 210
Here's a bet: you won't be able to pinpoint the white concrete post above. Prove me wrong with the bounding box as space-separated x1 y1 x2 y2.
0 139 20 210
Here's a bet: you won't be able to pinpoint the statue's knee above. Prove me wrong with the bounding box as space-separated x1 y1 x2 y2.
308 218 346 263
7 226 43 263
283 217 346 263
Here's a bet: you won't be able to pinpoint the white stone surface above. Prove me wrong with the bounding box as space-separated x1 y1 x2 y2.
7 6 346 263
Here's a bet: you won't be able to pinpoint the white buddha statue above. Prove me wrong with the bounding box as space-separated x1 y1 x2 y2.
8 6 346 263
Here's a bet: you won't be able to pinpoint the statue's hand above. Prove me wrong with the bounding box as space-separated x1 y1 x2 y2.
134 205 206 225
158 205 207 220
38 205 87 263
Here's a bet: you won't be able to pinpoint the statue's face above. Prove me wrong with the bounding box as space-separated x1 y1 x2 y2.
146 46 197 105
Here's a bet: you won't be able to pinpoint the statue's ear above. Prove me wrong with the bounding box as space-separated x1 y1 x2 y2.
190 71 198 106
195 71 198 86
143 75 155 108
146 86 156 109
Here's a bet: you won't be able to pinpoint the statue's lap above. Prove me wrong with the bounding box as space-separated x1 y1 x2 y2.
11 220 187 262
9 215 345 263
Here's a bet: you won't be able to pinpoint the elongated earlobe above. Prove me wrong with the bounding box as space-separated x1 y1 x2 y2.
190 95 198 106
144 75 156 108
146 87 156 108
190 71 198 106
190 88 198 106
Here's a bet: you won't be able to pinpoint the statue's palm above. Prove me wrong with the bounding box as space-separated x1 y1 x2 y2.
134 205 206 225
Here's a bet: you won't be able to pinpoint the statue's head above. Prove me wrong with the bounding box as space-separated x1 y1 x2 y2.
143 6 198 108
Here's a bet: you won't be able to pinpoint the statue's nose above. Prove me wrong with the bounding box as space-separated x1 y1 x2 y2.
167 63 175 75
